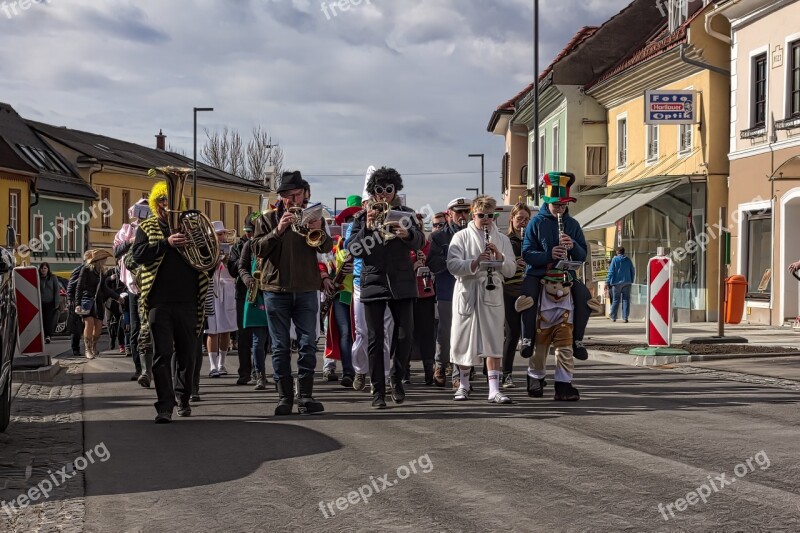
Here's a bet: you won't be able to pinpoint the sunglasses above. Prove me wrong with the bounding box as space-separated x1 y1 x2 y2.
432 222 446 228
374 184 395 195
474 212 497 219
156 196 168 203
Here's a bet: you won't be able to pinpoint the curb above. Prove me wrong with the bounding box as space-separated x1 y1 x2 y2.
587 350 800 367
12 363 63 383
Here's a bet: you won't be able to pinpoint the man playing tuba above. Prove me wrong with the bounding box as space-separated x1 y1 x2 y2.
251 170 333 416
131 179 210 423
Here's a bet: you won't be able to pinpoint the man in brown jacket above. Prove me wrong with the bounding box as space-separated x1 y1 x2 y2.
252 170 333 416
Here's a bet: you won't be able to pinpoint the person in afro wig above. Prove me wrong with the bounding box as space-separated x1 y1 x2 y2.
366 166 404 199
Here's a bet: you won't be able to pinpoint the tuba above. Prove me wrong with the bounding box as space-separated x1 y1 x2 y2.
148 166 221 272
288 204 326 248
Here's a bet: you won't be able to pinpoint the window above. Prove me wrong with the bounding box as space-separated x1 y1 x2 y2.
8 189 20 238
679 123 693 153
646 124 659 162
552 124 559 170
220 202 226 226
122 190 130 224
55 217 64 253
752 53 767 127
667 0 688 33
234 204 240 234
745 210 772 299
617 116 627 168
204 200 211 218
100 187 111 228
538 135 546 174
791 41 800 117
586 145 607 176
67 218 77 253
32 214 43 252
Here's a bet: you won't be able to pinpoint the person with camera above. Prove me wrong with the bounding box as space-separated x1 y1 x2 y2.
347 166 425 409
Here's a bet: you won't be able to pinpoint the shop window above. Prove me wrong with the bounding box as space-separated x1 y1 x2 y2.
745 210 772 299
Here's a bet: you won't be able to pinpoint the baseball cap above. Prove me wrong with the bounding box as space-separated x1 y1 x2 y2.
447 197 470 211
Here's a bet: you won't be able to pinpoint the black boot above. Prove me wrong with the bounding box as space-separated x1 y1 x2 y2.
526 375 547 398
572 341 588 361
554 381 580 401
423 363 434 386
297 375 324 415
275 377 294 416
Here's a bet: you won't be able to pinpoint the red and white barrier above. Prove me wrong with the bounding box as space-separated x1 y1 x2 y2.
646 254 672 347
14 266 45 355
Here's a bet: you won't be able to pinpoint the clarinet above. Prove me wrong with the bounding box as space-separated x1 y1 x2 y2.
484 226 496 291
556 212 572 261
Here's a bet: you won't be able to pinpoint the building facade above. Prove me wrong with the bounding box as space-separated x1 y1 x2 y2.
719 0 800 326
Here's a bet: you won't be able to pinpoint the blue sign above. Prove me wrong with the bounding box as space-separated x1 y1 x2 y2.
644 90 698 125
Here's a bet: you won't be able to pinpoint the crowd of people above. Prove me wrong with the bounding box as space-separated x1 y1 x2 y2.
64 165 598 423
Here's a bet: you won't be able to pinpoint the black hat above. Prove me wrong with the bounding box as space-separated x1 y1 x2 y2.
277 171 304 194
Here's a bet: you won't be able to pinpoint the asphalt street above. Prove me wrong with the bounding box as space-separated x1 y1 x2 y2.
66 349 800 533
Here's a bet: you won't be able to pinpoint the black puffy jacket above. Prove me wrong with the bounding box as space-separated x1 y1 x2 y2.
346 205 425 302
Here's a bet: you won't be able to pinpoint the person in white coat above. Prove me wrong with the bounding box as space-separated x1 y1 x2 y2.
447 195 516 404
205 221 238 377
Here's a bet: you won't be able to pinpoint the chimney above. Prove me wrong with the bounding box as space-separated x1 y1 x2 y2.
155 129 166 151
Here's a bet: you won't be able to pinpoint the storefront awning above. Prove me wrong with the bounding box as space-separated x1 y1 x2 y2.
581 179 684 231
572 190 631 226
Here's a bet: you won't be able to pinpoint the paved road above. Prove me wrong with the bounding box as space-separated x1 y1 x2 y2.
64 350 800 532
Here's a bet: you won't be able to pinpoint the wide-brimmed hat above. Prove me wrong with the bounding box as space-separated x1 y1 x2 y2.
335 206 361 225
212 220 227 234
86 249 112 264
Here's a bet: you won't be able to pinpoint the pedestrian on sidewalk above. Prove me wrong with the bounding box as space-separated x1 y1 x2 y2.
75 250 122 359
38 262 61 344
606 247 635 323
66 251 92 356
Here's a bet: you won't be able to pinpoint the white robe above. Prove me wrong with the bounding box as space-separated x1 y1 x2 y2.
447 222 516 366
205 264 237 334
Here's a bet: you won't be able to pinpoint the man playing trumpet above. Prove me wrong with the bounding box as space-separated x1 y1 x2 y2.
252 170 333 416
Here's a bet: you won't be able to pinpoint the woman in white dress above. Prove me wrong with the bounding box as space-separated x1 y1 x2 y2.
447 195 517 404
205 221 238 377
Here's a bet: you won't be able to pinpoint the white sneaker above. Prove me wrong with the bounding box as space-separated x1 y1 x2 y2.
218 366 228 375
487 392 512 404
454 387 470 401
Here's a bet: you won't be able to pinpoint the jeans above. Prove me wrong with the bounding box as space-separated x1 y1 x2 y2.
265 291 318 381
610 284 631 321
330 298 354 376
363 298 414 390
502 291 522 376
148 304 196 413
251 326 269 374
520 275 591 344
128 293 142 374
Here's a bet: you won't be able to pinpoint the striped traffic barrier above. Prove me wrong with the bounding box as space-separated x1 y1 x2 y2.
14 266 45 355
646 252 672 347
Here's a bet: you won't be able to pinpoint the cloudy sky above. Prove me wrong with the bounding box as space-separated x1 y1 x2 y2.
0 0 630 211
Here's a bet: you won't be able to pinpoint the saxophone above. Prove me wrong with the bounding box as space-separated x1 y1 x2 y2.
247 257 263 304
148 166 221 271
320 253 353 318
484 226 496 291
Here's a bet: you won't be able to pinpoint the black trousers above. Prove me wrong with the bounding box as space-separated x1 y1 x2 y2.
68 309 83 352
412 297 436 368
149 304 196 413
363 298 414 390
41 302 57 338
502 291 523 375
235 297 253 380
520 275 591 344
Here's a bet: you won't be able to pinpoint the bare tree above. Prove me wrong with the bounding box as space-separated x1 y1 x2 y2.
202 126 284 187
167 144 187 156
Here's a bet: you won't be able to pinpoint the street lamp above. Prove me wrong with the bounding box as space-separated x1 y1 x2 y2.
468 153 485 195
193 107 214 210
333 197 347 218
465 187 479 197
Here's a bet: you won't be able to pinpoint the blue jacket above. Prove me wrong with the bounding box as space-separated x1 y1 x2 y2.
344 222 362 287
522 204 587 278
606 254 635 286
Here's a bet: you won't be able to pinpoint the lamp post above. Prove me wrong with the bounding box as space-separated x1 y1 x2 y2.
333 196 347 218
193 107 214 210
468 153 485 195
465 187 479 197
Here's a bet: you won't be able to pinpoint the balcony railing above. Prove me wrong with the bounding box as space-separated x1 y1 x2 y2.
775 115 800 131
740 125 767 139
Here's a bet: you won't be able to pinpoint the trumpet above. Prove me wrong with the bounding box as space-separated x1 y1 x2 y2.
484 226 496 291
288 205 326 248
368 200 397 242
415 250 433 293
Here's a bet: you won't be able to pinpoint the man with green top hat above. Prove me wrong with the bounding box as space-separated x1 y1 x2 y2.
518 172 592 396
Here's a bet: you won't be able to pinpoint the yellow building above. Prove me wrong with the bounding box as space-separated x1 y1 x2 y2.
30 123 267 250
579 1 731 322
